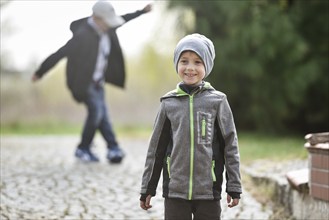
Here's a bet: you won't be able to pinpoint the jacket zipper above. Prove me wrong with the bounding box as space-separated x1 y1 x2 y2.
188 95 194 200
177 86 199 200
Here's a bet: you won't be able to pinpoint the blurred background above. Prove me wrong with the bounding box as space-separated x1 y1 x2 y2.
1 0 328 136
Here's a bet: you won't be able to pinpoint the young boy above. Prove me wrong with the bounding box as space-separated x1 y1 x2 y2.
140 34 242 220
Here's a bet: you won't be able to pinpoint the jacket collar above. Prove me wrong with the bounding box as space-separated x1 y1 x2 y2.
161 81 213 100
176 81 212 95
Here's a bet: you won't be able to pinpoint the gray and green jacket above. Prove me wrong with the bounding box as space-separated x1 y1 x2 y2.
140 82 242 201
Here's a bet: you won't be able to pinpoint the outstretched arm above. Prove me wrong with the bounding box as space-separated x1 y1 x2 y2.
32 39 72 81
32 30 83 82
121 3 152 23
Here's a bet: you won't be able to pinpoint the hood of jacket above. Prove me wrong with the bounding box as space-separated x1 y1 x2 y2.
70 17 89 34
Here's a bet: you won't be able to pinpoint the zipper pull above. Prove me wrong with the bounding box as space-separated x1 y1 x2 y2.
202 118 206 138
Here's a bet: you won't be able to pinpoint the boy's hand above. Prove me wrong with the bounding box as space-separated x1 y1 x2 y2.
32 74 40 82
227 194 239 208
142 4 152 13
140 195 152 210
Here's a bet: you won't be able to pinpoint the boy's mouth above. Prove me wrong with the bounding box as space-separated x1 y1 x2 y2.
184 73 197 77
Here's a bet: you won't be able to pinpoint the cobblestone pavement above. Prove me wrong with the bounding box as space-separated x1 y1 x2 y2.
1 136 272 220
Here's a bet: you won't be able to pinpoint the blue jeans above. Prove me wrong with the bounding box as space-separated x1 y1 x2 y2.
78 83 119 150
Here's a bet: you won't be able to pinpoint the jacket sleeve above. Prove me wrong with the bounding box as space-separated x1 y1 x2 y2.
121 10 146 23
35 36 78 78
217 95 242 194
140 101 171 197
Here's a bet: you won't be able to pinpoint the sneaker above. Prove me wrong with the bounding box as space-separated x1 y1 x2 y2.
75 148 99 162
107 147 125 164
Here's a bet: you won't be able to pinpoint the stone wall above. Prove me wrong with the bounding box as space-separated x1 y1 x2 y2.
244 132 329 219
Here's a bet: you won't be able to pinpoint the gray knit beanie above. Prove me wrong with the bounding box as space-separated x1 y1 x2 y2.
174 33 215 78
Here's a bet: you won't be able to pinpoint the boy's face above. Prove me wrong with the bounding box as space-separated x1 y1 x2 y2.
177 51 206 86
93 16 111 32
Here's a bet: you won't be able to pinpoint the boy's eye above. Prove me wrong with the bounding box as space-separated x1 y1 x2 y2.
180 60 188 64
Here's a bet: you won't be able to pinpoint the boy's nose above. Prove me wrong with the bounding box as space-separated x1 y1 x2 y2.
186 64 194 71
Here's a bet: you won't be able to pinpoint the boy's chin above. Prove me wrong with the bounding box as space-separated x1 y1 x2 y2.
183 81 202 86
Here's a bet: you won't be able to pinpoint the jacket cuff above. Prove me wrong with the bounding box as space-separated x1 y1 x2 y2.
140 189 156 201
136 9 145 15
227 191 241 199
140 194 148 202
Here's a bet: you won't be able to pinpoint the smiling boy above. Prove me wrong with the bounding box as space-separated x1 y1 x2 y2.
140 34 242 220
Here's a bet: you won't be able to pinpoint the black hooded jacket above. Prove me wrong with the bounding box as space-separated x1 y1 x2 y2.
35 10 146 102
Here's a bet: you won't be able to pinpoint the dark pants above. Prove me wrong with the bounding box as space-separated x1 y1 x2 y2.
78 83 118 150
165 198 221 220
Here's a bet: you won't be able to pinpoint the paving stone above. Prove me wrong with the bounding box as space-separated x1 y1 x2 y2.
1 135 272 219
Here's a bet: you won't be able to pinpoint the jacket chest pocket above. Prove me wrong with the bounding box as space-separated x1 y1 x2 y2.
197 111 212 145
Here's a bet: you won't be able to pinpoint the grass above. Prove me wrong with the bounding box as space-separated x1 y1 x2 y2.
1 122 307 162
0 121 81 135
238 132 307 164
0 121 152 138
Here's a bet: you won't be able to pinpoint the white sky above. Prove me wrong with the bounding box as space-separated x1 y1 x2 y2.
1 0 158 71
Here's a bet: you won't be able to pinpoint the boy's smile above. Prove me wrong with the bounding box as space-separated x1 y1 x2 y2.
177 51 206 86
